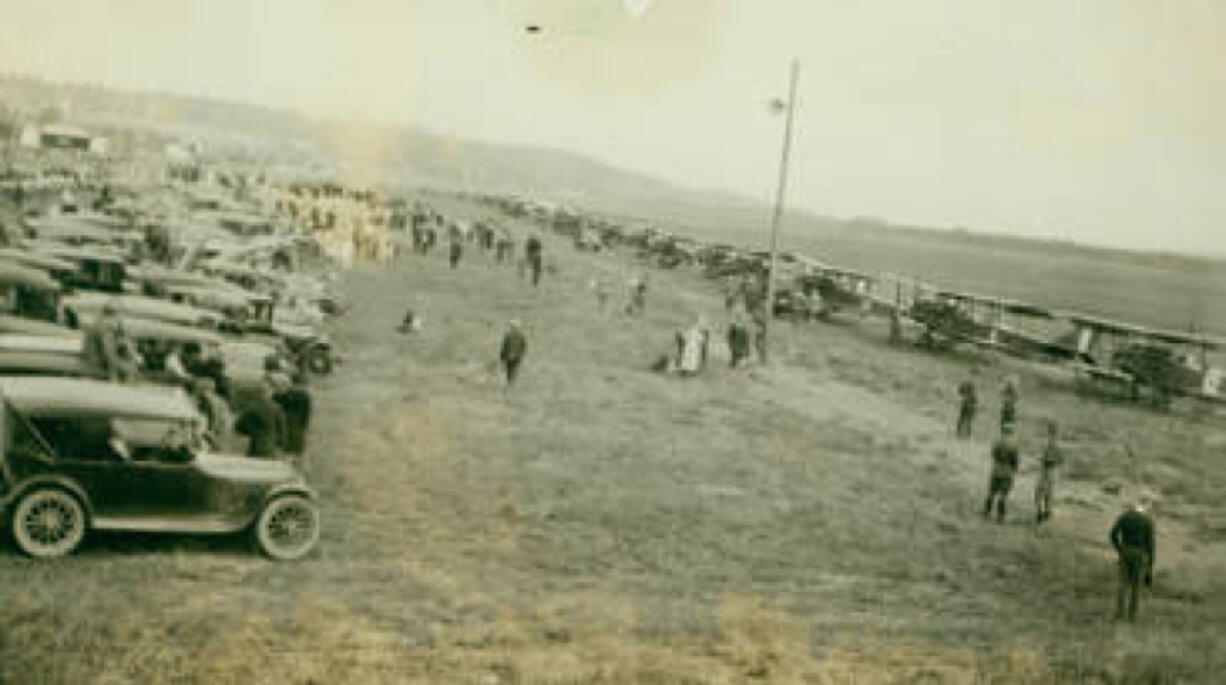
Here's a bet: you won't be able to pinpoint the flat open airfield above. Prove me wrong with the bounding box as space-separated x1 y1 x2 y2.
1 194 1224 683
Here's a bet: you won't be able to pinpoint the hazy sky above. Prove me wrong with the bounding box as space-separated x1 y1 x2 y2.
2 0 1224 254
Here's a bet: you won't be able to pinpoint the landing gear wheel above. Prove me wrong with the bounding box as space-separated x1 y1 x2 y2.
304 348 333 375
12 488 86 558
253 495 320 561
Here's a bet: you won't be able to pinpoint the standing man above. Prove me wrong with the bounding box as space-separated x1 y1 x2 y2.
525 235 544 286
448 233 463 269
275 373 313 459
499 320 528 388
1110 499 1156 621
751 309 767 363
889 310 903 345
625 272 648 315
190 378 233 451
727 318 750 368
723 276 741 312
982 424 1020 523
956 381 977 438
495 231 513 264
1034 420 1064 524
1000 376 1019 431
235 379 287 458
82 301 124 382
590 273 612 314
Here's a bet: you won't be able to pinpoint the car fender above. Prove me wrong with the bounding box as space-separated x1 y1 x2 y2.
262 482 317 506
3 475 94 522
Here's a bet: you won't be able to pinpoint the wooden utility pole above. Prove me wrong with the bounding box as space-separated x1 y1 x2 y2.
761 59 800 363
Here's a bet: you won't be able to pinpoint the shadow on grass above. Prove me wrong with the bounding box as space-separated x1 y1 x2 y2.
0 528 256 560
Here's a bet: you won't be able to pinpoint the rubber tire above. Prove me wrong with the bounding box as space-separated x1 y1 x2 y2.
11 488 87 558
253 495 320 561
305 348 333 375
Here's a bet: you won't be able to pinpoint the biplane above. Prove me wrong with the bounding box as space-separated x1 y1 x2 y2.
859 276 1062 355
1057 312 1226 407
790 257 876 320
914 289 1058 352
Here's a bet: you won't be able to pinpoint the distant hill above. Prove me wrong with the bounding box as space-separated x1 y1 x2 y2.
2 72 1223 276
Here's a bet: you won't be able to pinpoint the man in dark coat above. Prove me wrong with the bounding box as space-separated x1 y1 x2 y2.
982 424 1019 522
956 381 977 438
449 235 463 269
1110 499 1156 621
82 302 123 382
500 320 528 387
525 236 543 286
274 373 313 457
235 381 286 458
727 320 750 368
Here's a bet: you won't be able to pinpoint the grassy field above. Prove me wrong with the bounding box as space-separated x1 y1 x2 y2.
0 197 1224 683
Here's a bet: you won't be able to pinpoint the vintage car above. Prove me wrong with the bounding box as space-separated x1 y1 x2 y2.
0 313 80 337
62 292 221 329
0 248 77 276
27 243 129 293
0 351 101 378
0 377 319 560
0 260 63 322
0 334 81 355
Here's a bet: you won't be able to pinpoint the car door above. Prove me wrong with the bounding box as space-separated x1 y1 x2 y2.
110 418 208 518
30 415 132 516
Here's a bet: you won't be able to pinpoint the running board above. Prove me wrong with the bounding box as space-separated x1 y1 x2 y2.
92 516 250 534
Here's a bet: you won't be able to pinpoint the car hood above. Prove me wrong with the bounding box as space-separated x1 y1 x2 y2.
195 452 301 484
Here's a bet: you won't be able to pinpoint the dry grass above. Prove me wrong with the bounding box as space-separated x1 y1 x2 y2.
0 198 1223 683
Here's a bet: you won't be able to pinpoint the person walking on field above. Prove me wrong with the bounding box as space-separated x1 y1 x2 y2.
499 320 528 387
956 380 977 438
625 272 648 315
983 424 1019 522
1034 420 1064 524
590 273 612 313
448 235 463 269
525 235 543 286
1000 376 1019 430
727 318 750 368
1110 498 1156 621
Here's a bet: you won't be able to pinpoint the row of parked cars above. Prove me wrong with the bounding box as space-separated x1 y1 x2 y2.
0 189 342 561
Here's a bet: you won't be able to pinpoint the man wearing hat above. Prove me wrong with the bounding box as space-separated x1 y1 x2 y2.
982 424 1020 523
83 300 124 381
1110 496 1157 621
274 373 313 457
235 374 287 458
190 377 233 450
499 320 528 387
1034 419 1064 524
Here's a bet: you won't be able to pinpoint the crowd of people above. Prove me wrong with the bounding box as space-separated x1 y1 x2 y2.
81 295 314 462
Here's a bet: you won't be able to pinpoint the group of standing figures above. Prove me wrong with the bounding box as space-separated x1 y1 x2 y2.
957 376 1157 621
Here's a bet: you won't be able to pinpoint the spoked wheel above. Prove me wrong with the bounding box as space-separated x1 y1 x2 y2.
304 348 333 375
253 495 320 561
12 488 87 558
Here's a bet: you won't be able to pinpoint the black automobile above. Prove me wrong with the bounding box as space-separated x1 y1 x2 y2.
0 376 319 559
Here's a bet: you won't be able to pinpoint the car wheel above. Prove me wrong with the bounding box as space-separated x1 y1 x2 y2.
304 348 333 375
11 488 87 558
253 495 320 561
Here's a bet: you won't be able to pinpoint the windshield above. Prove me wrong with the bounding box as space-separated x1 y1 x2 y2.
5 404 55 462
